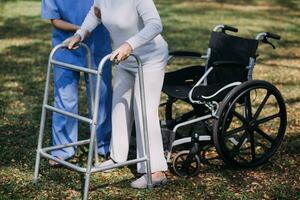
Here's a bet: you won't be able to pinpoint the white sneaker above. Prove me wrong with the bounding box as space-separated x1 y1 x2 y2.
130 173 167 189
99 159 116 173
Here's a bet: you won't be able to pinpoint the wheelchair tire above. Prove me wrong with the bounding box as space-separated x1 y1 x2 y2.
213 80 287 168
172 150 201 177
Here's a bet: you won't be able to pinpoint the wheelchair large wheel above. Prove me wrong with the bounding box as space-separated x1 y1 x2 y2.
213 80 287 168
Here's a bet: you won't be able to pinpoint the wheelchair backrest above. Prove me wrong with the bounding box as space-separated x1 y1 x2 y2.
206 31 258 85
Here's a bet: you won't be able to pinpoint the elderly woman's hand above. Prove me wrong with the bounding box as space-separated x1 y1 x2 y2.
110 42 133 63
63 34 82 50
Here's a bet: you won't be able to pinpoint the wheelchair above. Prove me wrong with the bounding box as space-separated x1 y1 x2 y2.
160 24 287 177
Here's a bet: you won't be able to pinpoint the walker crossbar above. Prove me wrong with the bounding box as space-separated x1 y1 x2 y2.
42 139 91 152
44 105 93 124
91 157 148 173
50 59 98 75
33 43 153 200
39 150 87 173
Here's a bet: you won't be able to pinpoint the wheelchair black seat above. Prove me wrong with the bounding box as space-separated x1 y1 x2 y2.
162 65 204 99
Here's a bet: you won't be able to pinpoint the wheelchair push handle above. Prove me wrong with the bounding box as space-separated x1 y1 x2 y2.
255 32 281 41
256 32 281 49
265 32 281 40
223 25 238 33
213 24 238 33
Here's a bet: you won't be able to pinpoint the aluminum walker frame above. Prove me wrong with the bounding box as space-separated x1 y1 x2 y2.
33 43 153 200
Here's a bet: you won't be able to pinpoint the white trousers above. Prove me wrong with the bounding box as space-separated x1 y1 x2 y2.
110 64 168 173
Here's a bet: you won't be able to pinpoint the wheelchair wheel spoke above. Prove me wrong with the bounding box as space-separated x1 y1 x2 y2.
232 110 247 124
230 133 247 157
257 113 280 124
224 126 247 138
250 133 256 161
253 92 270 120
245 93 253 120
255 127 275 144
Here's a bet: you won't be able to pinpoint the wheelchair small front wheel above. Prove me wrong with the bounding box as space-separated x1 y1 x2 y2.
172 150 201 177
213 80 287 168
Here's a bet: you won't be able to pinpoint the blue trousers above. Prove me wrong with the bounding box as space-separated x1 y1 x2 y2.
51 60 112 159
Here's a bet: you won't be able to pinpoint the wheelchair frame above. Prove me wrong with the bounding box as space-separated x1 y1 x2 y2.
162 25 286 175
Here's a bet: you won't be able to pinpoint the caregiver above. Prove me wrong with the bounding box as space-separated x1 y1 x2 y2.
41 0 112 166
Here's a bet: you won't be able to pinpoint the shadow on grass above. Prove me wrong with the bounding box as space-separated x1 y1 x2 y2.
274 0 299 10
0 15 51 169
214 0 299 10
0 15 50 40
215 0 254 3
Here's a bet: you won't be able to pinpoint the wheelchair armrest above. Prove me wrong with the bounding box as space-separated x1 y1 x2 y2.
169 51 202 58
212 61 245 68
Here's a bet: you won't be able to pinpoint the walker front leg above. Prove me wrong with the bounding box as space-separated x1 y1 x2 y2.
136 55 153 189
83 64 103 200
85 49 100 167
33 59 52 185
83 133 95 200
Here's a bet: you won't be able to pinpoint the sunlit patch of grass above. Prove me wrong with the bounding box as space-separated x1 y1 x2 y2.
0 1 41 18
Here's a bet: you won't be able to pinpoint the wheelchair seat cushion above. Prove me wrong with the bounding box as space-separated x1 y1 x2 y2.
162 66 205 99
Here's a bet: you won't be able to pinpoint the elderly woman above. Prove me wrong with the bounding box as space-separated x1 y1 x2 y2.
67 0 168 188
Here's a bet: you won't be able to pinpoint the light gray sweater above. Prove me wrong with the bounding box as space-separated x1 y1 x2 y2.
76 0 168 68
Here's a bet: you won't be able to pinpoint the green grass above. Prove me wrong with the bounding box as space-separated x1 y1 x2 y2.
0 0 299 199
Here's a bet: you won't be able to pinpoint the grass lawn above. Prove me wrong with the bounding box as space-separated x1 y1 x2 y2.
0 0 299 199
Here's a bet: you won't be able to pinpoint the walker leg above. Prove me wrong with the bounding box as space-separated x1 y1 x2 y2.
33 61 52 185
137 61 153 188
87 62 100 167
33 107 47 185
83 66 103 200
33 152 41 185
83 123 97 200
94 138 100 167
83 170 92 200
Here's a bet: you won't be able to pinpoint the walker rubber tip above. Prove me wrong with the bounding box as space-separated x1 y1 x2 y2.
32 178 39 187
147 184 153 189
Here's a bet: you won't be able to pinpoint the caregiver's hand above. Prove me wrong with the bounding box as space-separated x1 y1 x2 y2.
110 43 133 63
64 34 82 50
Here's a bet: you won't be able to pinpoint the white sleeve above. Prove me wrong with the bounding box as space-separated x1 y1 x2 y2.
126 0 163 50
75 3 101 41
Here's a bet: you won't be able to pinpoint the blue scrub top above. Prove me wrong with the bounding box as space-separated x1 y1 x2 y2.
41 0 111 66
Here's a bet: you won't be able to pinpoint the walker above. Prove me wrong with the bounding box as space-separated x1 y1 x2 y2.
33 43 153 200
